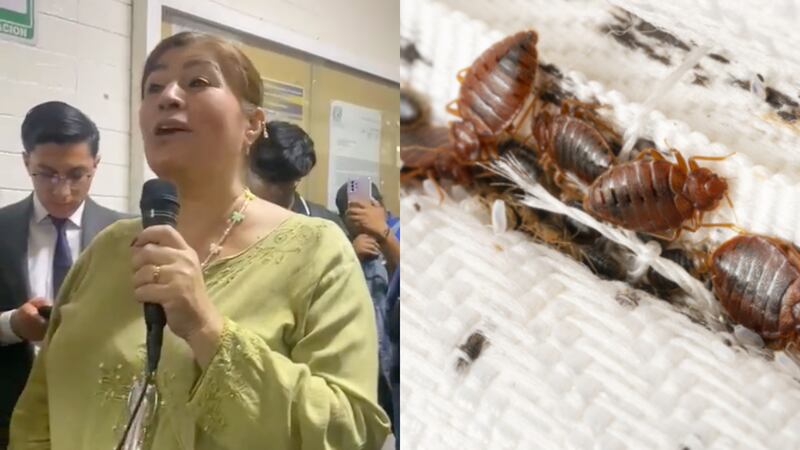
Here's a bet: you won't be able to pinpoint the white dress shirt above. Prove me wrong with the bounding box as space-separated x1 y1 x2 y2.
0 195 84 344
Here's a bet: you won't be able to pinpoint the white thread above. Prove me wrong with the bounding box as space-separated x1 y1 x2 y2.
629 240 662 280
491 155 724 328
619 44 712 160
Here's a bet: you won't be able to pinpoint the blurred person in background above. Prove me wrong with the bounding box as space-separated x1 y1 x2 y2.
247 120 347 235
336 183 399 275
335 181 400 431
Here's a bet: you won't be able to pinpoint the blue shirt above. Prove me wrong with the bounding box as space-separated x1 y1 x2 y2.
361 258 391 371
386 214 400 241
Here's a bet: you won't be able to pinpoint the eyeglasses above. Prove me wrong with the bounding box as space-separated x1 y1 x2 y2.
30 172 93 188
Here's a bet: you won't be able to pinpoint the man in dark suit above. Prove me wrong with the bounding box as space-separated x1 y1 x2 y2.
0 101 130 449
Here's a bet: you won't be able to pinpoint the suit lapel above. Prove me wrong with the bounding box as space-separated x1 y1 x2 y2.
8 195 33 298
80 197 102 251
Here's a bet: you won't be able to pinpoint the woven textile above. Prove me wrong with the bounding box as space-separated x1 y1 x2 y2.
401 0 800 448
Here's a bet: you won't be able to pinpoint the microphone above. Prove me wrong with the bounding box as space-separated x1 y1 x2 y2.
139 179 180 375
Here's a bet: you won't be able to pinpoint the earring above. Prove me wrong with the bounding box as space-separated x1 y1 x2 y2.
262 122 269 139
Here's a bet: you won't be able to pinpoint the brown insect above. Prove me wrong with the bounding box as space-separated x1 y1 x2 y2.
401 31 539 187
401 124 450 152
532 105 617 186
580 237 628 281
584 149 733 239
400 121 483 188
456 331 489 371
450 30 539 147
711 234 800 346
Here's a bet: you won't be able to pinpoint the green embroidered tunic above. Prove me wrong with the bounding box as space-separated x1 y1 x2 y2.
9 215 390 449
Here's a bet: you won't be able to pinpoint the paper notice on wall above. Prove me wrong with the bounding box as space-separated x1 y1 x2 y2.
327 100 382 209
262 78 305 128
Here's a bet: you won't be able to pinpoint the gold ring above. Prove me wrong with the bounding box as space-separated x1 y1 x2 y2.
152 265 161 284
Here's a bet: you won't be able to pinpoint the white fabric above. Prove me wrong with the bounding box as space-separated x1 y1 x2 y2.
0 195 83 345
402 0 800 448
0 311 19 345
402 191 800 450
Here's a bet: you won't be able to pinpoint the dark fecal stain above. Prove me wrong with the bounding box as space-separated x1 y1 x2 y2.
709 53 730 64
641 46 670 65
539 62 563 79
778 111 798 122
413 203 421 212
614 290 640 309
400 40 430 65
601 23 637 50
634 18 691 51
765 87 799 109
731 78 750 91
601 22 671 65
692 73 710 87
456 331 489 371
400 90 424 127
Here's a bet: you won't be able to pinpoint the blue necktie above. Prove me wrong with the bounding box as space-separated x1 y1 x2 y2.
51 217 73 298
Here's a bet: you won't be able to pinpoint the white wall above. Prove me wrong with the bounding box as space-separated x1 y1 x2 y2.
210 0 398 81
0 0 132 212
0 0 397 212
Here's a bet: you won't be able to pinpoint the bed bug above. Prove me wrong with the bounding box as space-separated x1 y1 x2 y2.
710 234 800 346
584 148 733 239
532 105 617 186
580 238 628 281
401 31 539 188
455 331 489 371
400 123 478 187
450 30 539 147
401 124 450 150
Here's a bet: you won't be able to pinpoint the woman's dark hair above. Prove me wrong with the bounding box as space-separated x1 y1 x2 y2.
250 121 316 183
21 101 100 156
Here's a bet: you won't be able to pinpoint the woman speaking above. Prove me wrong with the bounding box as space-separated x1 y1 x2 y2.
10 32 389 449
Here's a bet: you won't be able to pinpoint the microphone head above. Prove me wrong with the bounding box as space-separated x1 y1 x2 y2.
140 179 180 228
